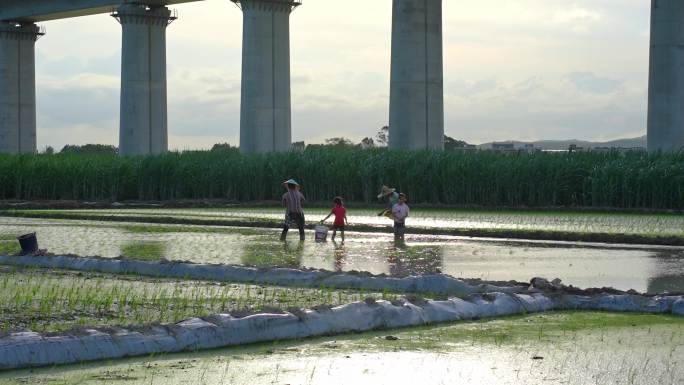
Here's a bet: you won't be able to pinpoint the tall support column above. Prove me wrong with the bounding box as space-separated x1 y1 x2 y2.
648 0 684 152
389 0 444 150
113 4 175 156
0 23 42 154
232 0 300 154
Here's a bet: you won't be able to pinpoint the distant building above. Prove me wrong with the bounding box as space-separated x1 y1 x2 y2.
492 142 516 152
624 147 647 153
453 144 477 152
590 146 646 154
591 146 611 153
291 141 305 152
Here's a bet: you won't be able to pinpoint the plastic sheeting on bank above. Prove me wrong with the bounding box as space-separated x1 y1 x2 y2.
0 254 526 296
0 291 682 371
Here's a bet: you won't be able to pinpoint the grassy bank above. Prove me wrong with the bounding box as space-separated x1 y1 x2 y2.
1 148 684 209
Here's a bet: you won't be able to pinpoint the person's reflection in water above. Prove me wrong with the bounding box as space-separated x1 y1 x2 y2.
387 240 407 276
332 240 347 272
647 251 684 294
387 242 444 277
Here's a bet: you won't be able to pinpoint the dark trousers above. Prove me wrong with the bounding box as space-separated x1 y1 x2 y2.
394 221 406 240
281 212 305 241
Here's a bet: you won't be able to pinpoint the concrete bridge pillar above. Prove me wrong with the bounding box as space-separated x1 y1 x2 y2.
113 4 175 156
0 23 42 154
648 0 684 152
233 0 300 153
389 0 444 150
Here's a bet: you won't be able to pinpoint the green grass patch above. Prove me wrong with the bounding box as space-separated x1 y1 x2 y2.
0 233 20 255
0 234 19 242
0 241 20 255
120 241 166 262
241 242 303 268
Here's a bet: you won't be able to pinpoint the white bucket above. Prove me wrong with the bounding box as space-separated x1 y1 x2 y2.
314 225 329 242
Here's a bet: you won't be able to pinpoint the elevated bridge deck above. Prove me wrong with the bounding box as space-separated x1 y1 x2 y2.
0 0 202 22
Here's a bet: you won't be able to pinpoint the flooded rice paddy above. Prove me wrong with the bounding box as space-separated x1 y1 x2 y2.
2 312 682 385
1 216 683 294
16 207 684 237
1 209 684 384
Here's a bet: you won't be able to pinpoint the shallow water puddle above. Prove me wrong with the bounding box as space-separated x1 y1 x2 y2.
1 217 684 293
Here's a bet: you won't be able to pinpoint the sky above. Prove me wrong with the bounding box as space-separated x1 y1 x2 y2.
34 0 650 151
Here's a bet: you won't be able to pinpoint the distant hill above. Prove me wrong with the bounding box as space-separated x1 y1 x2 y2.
478 135 646 151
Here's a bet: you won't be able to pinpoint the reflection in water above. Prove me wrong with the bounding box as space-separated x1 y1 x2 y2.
387 241 443 277
241 238 444 278
241 241 304 268
648 276 684 294
647 251 684 293
332 241 347 272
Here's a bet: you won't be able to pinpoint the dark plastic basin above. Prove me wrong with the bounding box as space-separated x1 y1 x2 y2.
17 233 38 254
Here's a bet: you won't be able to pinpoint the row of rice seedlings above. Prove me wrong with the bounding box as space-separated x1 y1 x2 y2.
0 269 397 333
0 234 20 255
45 206 684 236
1 148 684 209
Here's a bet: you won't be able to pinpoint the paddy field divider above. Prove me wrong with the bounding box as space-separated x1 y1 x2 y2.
0 254 682 370
0 290 681 370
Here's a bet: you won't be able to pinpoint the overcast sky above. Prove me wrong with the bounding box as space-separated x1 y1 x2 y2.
34 0 650 151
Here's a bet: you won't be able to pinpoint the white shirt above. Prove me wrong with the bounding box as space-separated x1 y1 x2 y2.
392 202 409 223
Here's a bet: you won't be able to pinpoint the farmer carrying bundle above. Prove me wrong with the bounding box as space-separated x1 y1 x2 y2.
377 185 399 218
281 179 306 241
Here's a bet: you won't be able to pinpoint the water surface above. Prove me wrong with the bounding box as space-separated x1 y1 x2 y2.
1 217 683 293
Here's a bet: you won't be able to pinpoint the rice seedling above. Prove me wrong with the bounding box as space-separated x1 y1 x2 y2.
0 233 20 255
0 241 20 255
241 242 303 268
0 268 397 333
120 241 166 261
1 149 684 209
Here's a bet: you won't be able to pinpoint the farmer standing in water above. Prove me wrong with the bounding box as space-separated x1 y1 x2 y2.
377 185 399 218
281 179 306 241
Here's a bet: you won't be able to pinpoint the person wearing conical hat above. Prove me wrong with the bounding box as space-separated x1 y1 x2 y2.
377 185 399 218
281 179 306 241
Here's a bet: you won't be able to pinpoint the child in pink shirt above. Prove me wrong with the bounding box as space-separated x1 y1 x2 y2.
321 197 348 243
